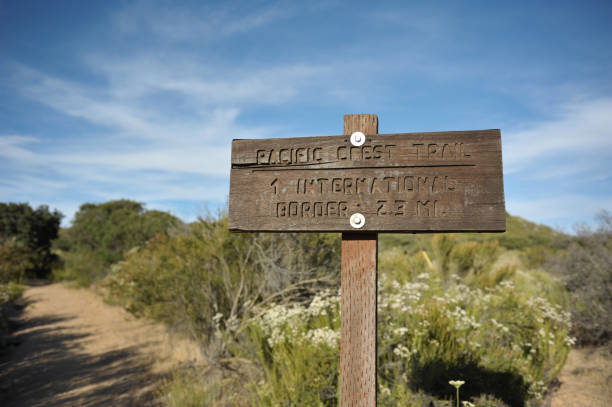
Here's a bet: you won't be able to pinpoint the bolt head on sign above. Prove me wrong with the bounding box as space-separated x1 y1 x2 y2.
350 213 366 229
229 129 505 233
350 132 366 146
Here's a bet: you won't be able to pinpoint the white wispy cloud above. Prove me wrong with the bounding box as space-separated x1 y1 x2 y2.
503 98 612 176
87 56 328 108
0 135 39 163
113 1 296 42
9 62 287 174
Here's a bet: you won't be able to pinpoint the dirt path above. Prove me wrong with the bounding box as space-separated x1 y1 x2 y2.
0 283 203 407
549 345 612 407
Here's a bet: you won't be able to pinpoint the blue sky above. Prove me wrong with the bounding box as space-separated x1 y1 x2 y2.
1 1 611 231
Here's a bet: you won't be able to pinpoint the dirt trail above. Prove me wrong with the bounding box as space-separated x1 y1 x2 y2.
549 345 612 407
0 283 203 407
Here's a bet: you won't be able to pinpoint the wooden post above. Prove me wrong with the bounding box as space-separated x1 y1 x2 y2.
340 114 378 406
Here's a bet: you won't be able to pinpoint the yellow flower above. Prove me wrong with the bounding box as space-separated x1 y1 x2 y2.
449 380 465 389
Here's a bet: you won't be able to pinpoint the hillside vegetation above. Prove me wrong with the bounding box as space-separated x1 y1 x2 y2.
52 200 181 286
2 199 610 407
0 203 62 283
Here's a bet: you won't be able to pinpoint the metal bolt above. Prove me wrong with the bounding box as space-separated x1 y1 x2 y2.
350 131 365 146
350 213 365 229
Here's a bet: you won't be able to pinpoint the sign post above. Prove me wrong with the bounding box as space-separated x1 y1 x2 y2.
229 114 505 406
340 114 379 406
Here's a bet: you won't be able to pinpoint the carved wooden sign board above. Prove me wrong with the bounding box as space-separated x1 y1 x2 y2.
229 129 506 233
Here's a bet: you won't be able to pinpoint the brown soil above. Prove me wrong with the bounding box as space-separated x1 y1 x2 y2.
0 283 203 407
549 345 612 407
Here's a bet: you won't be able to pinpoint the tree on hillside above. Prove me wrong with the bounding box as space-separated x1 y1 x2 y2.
59 200 182 284
0 203 63 281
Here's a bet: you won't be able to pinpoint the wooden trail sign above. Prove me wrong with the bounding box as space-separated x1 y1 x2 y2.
229 114 506 406
229 128 505 233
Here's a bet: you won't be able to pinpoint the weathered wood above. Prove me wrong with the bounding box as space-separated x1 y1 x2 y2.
231 130 499 169
229 129 505 232
341 233 377 407
341 114 378 407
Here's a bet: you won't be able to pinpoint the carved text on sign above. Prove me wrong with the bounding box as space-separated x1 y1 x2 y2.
251 140 472 166
291 175 456 195
229 130 505 232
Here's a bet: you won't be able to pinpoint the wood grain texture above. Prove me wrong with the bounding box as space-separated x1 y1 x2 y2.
229 129 505 232
341 114 378 407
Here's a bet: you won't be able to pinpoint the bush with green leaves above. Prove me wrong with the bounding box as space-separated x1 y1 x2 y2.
247 288 341 406
57 200 180 285
104 216 340 359
0 202 62 280
0 237 32 284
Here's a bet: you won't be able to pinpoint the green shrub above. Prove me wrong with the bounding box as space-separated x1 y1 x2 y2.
53 249 105 286
247 289 340 406
0 237 31 284
0 202 62 279
161 370 214 407
520 245 554 269
105 219 258 349
378 274 570 406
0 281 24 304
159 366 252 407
58 200 180 284
248 243 571 407
104 217 340 358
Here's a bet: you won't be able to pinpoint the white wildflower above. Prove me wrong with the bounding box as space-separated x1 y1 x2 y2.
304 327 339 348
393 327 409 336
393 344 411 359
